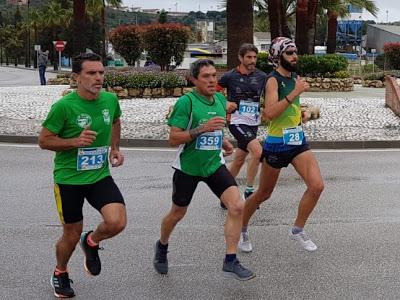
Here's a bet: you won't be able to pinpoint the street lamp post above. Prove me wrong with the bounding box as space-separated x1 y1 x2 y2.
27 0 30 68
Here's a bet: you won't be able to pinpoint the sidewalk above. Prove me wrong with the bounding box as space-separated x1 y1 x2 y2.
0 84 400 149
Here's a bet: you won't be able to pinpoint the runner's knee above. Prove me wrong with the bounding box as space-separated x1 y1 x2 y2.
227 200 244 217
309 180 324 197
104 217 126 234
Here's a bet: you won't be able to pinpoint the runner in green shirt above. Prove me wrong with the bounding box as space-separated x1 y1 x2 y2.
153 59 255 281
39 53 126 298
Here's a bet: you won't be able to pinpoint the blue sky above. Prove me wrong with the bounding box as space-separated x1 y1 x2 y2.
122 0 400 22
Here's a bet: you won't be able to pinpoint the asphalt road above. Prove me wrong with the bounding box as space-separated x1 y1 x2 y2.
1 144 400 299
0 66 57 87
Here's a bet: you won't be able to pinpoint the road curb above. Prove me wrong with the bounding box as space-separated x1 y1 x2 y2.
1 135 400 149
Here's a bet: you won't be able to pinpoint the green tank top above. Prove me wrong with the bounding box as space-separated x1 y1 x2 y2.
168 90 227 177
266 70 301 143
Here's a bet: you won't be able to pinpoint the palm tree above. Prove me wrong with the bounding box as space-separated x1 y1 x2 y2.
73 0 86 56
295 0 318 54
75 0 121 59
226 0 254 69
43 1 72 69
267 0 292 40
323 0 378 53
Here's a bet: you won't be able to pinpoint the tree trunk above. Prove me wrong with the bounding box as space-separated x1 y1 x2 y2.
296 0 308 55
227 0 253 69
295 0 317 55
307 0 318 54
327 10 338 54
73 0 86 56
268 0 291 40
101 1 106 63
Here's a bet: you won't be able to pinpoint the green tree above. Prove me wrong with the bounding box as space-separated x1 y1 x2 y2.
43 1 71 69
141 23 191 71
158 9 168 24
109 24 142 66
323 0 378 53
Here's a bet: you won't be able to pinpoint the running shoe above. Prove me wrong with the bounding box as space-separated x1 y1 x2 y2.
80 231 102 276
153 240 168 274
50 271 75 298
238 231 253 253
222 258 255 281
290 230 317 252
244 190 259 209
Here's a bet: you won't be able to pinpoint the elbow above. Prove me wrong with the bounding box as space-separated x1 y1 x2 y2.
38 136 47 149
263 111 274 122
168 137 179 147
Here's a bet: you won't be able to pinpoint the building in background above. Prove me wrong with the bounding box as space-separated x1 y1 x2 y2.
366 24 400 54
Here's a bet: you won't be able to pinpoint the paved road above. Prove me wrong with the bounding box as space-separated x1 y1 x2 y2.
1 144 400 299
0 66 57 87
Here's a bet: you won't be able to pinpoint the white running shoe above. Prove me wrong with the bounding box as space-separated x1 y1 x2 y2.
290 230 317 252
238 231 253 253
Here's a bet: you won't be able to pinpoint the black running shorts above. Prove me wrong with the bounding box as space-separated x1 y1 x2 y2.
172 165 237 207
228 124 258 152
261 143 310 169
54 176 125 224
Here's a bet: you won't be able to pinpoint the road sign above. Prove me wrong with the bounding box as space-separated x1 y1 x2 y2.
34 45 41 51
53 40 67 52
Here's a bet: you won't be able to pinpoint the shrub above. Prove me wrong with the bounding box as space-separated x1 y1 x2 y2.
104 68 187 89
141 23 191 71
384 42 400 70
363 70 400 81
297 54 348 77
109 25 142 66
256 52 273 74
361 64 381 74
374 54 389 70
332 70 351 78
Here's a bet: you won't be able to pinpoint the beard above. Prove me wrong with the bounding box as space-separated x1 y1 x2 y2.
280 56 297 72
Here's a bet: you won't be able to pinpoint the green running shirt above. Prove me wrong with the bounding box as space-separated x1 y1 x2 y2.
42 91 121 184
168 90 227 177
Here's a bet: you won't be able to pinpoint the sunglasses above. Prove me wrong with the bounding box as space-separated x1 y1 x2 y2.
284 50 297 56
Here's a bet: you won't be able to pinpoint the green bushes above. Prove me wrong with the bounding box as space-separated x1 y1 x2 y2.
141 23 191 71
363 70 400 81
256 52 273 74
104 69 187 89
297 54 348 77
109 23 191 70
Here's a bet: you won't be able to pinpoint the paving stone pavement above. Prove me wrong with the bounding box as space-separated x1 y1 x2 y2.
1 85 400 141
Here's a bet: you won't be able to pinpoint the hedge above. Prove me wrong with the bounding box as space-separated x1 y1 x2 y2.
104 68 187 89
297 54 348 77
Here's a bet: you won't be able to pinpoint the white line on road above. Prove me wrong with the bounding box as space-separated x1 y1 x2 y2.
2 143 400 153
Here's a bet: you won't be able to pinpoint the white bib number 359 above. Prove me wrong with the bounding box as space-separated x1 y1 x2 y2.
195 130 223 150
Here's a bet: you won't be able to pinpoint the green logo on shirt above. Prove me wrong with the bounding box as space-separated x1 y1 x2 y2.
76 113 92 128
102 109 110 125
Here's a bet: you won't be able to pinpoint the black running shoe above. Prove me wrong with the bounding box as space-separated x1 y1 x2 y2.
51 271 75 298
244 190 254 199
244 190 259 209
79 231 102 276
153 240 168 274
220 201 227 210
222 258 255 281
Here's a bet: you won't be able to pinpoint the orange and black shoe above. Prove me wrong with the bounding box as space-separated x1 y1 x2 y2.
79 231 102 276
50 271 75 298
